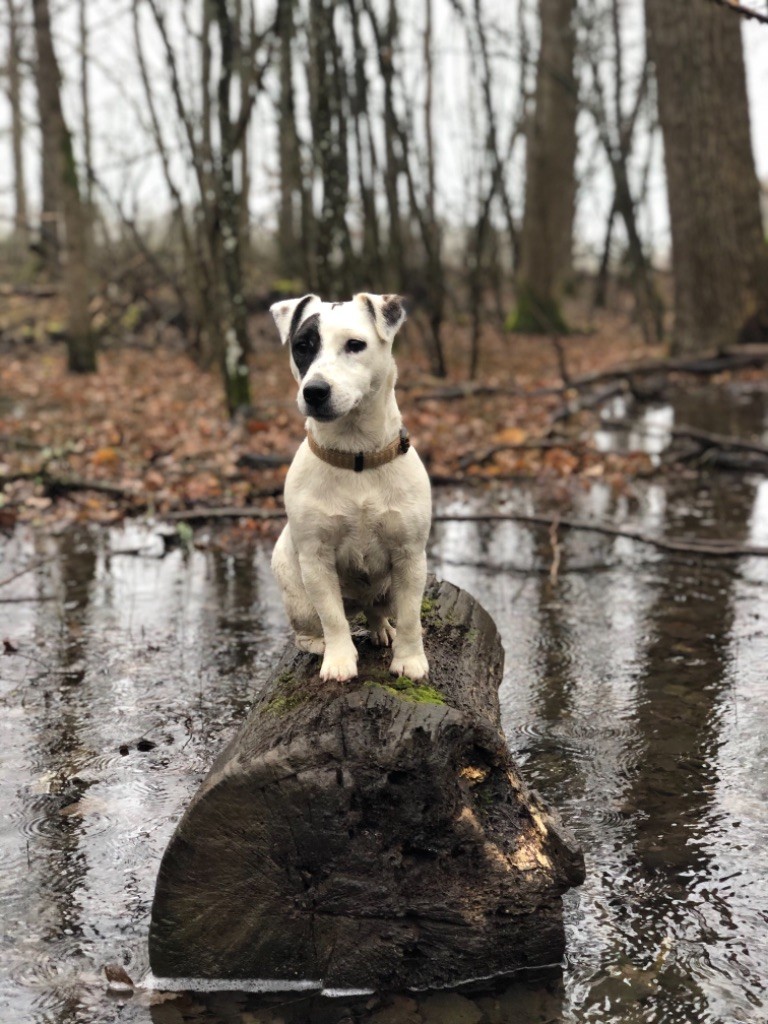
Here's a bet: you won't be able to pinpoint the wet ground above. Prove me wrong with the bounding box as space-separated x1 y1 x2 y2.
2 383 768 1024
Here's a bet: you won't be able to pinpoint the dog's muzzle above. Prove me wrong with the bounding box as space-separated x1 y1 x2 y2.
301 379 339 420
303 380 331 409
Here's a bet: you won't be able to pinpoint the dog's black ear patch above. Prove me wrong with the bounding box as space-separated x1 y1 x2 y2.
354 292 407 343
269 293 321 345
381 295 404 329
291 313 321 378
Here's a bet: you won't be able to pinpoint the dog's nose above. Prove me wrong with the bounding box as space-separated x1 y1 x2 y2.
303 380 331 407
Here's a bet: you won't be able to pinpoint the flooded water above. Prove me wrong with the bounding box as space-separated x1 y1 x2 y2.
2 383 768 1024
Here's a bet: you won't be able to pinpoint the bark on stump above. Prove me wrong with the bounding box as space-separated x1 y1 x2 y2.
149 579 585 991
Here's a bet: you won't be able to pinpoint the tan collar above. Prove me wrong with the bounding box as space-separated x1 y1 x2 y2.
307 426 411 472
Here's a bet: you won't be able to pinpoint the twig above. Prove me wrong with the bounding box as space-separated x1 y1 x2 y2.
550 336 570 387
0 556 57 589
548 517 561 584
45 477 127 499
706 0 768 26
0 464 126 499
549 380 629 426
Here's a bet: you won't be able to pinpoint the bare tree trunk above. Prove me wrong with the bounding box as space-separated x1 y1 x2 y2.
513 0 577 333
37 1 61 276
5 0 28 246
275 0 317 288
307 0 352 296
212 0 252 414
593 197 616 310
362 0 446 375
376 0 405 290
580 0 662 341
469 0 524 374
348 0 382 285
33 0 96 372
645 0 768 353
236 0 251 263
78 0 93 209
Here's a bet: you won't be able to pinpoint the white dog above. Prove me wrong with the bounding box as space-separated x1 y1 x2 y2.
269 292 431 683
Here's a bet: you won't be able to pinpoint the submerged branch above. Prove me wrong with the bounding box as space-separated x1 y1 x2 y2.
159 507 768 558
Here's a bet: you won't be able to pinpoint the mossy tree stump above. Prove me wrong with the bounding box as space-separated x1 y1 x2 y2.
149 579 585 991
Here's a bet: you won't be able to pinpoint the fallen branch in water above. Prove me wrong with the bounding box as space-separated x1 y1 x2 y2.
160 506 768 558
406 346 768 404
432 513 768 558
548 381 630 428
600 419 768 460
0 556 57 589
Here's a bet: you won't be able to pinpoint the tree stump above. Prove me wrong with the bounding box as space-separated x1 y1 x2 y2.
149 578 585 991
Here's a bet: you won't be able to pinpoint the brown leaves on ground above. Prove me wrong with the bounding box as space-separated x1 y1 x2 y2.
0 306 703 531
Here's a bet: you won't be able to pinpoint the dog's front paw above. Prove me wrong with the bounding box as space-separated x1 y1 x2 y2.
320 644 359 682
390 651 429 680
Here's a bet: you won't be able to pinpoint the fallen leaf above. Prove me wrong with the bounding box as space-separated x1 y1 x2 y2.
104 963 134 993
493 426 528 445
91 446 121 468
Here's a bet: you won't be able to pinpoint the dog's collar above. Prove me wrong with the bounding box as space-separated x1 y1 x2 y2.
307 426 411 472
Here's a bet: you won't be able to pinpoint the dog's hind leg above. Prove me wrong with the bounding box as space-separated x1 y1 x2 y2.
365 606 396 648
272 526 324 655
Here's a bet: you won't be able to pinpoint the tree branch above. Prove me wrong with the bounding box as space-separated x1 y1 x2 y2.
706 0 768 26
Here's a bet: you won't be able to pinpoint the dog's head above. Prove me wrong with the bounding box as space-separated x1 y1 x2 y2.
269 293 407 421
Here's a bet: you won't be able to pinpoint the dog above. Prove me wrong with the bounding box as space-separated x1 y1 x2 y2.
269 292 431 683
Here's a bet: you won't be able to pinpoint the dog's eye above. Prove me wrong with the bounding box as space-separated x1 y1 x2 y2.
345 339 367 354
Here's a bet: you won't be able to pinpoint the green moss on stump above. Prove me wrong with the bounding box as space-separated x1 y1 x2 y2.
365 675 446 706
264 672 308 716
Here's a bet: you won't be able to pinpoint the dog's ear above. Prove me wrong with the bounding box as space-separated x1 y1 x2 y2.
355 293 407 343
270 294 321 345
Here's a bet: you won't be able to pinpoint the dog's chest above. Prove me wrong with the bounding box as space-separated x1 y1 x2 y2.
335 501 393 579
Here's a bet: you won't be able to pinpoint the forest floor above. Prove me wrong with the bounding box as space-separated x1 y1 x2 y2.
2 292 767 542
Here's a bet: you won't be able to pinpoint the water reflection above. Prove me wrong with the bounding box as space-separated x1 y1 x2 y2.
2 390 768 1022
595 383 768 462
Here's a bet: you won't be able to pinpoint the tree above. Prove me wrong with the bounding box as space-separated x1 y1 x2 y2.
32 0 96 372
4 0 28 247
645 0 768 353
134 0 268 414
512 0 578 334
580 0 663 344
275 0 310 283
